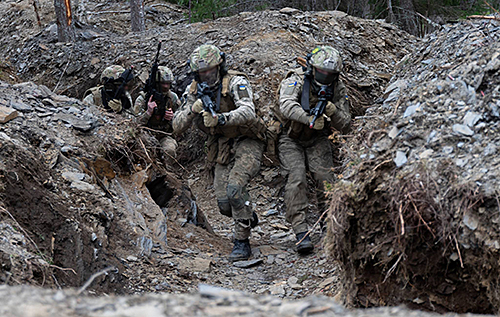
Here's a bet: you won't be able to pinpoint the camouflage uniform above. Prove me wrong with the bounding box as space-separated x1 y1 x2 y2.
135 91 180 159
173 45 266 243
135 66 181 159
83 65 138 115
278 46 351 236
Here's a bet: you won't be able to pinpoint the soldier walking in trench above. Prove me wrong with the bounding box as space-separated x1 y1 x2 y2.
173 44 267 261
277 46 351 254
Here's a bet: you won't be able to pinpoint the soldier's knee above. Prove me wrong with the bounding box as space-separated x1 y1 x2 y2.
217 198 232 217
227 184 245 210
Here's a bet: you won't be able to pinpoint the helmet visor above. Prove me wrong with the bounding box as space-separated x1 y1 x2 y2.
198 66 220 87
314 68 338 85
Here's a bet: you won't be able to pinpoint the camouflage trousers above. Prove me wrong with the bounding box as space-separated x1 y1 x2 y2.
278 134 334 234
213 137 264 240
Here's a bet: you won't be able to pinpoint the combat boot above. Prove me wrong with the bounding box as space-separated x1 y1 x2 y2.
296 232 314 254
228 239 251 262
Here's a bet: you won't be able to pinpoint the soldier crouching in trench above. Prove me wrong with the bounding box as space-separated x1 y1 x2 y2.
135 66 181 161
173 44 267 261
83 65 138 115
277 46 351 254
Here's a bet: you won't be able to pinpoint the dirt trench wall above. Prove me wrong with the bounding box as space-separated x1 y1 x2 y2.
0 80 196 292
325 19 500 313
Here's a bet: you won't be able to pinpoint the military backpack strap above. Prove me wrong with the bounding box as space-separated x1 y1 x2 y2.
189 80 198 94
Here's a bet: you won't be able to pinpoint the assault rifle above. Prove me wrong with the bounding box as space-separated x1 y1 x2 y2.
197 82 218 118
144 41 166 119
309 85 333 129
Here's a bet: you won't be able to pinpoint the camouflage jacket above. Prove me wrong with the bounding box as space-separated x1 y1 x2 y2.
278 70 351 139
173 72 265 140
83 86 136 115
134 90 181 132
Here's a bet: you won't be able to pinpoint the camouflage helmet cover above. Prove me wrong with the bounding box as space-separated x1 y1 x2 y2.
158 66 174 83
101 65 126 83
189 44 223 72
309 46 342 73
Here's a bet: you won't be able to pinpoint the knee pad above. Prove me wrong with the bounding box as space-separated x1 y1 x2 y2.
217 198 232 217
227 184 246 210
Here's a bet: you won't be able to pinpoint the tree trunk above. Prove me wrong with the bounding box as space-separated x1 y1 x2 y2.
54 0 75 42
130 0 145 32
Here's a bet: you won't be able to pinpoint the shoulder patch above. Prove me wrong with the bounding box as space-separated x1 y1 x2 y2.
288 82 297 87
237 85 249 98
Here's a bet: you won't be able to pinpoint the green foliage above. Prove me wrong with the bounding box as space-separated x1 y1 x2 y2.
169 0 237 22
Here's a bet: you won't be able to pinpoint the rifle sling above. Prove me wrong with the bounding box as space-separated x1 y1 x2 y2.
215 84 222 111
301 75 311 113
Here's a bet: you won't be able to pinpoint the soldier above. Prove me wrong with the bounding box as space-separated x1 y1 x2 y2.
173 44 266 261
135 66 181 160
278 46 351 254
83 65 136 115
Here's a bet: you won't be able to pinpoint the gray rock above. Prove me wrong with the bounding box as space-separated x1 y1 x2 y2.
419 149 434 159
388 126 400 139
61 172 86 182
394 151 407 167
463 213 479 230
233 258 263 268
455 157 468 167
278 300 311 315
484 144 497 156
452 124 474 136
70 180 95 192
198 284 242 298
11 101 33 112
403 103 421 117
279 7 300 15
126 255 139 262
463 111 481 127
270 283 286 296
442 146 454 154
265 209 279 217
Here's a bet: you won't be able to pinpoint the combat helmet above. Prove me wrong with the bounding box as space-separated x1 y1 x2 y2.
157 66 174 83
100 65 134 86
189 44 226 87
309 46 342 85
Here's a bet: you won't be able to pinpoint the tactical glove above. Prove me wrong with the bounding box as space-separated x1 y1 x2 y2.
309 115 324 130
108 99 123 113
325 101 336 117
191 99 203 114
202 111 219 127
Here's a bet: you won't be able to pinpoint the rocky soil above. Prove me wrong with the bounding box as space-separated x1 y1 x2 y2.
325 18 500 313
3 0 499 315
1 284 495 317
1 1 417 120
0 0 419 301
